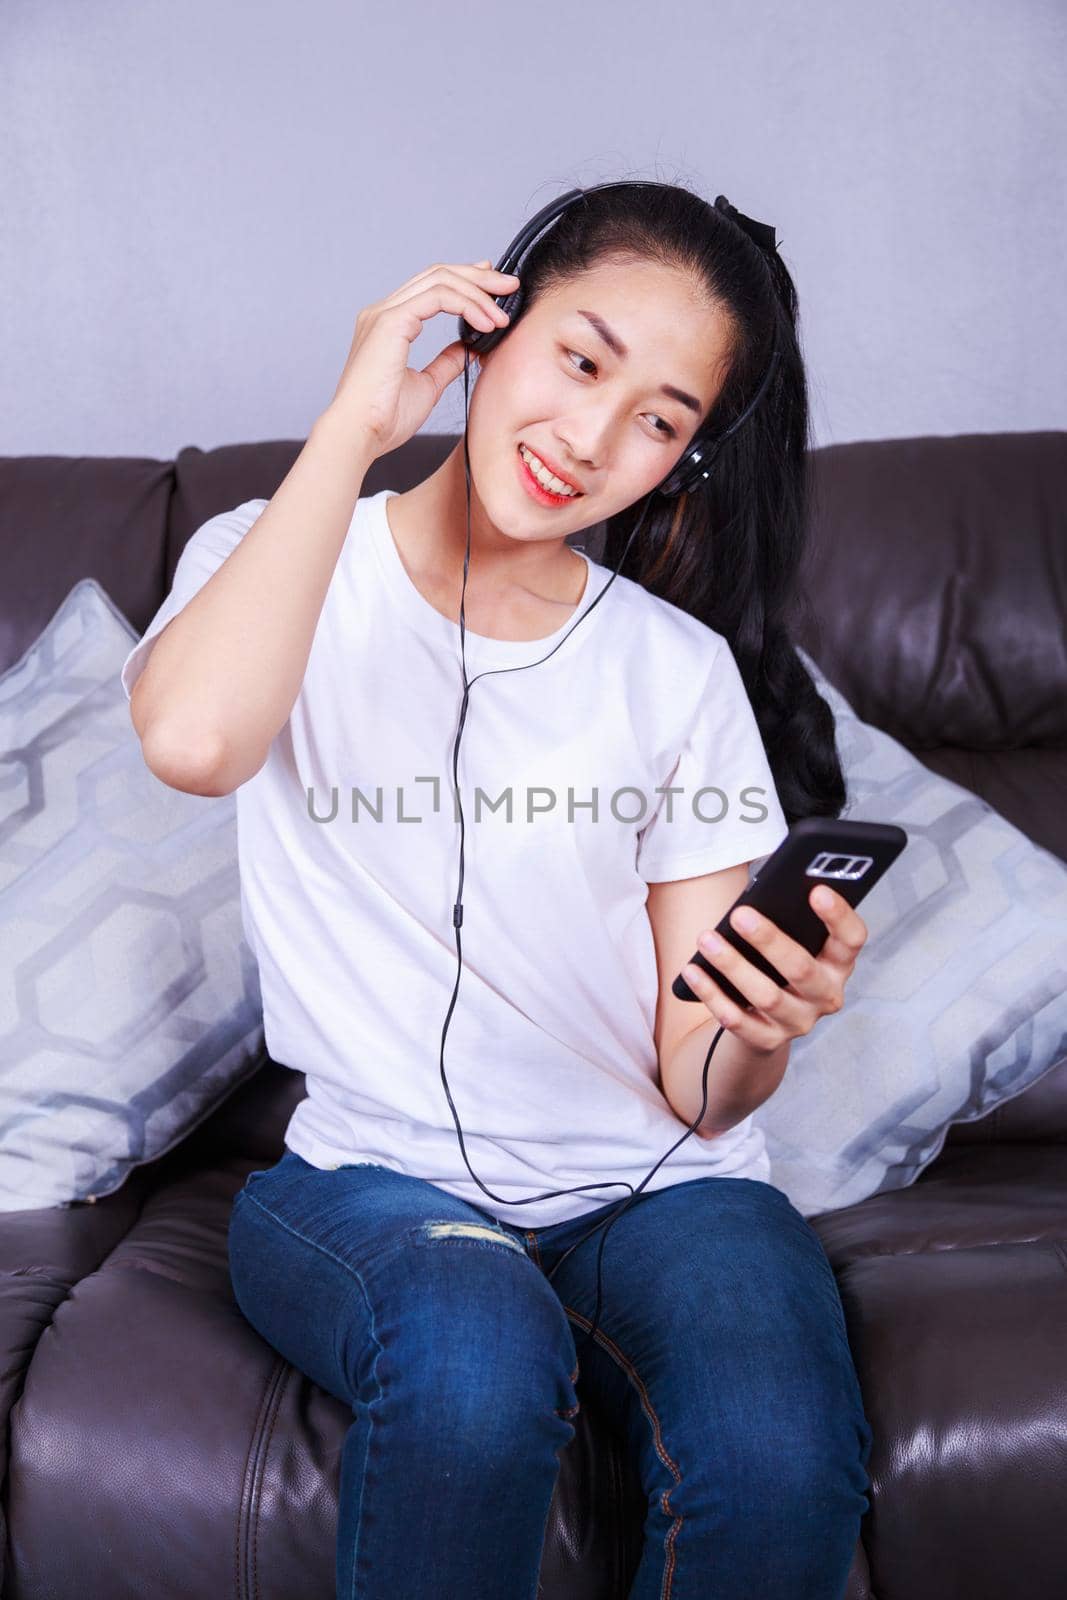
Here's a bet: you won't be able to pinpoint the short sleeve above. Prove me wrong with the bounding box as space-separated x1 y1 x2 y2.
636 636 790 883
120 499 269 702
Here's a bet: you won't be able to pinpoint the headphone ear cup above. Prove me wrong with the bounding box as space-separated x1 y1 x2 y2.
457 284 527 355
654 462 686 498
657 436 720 497
655 448 693 498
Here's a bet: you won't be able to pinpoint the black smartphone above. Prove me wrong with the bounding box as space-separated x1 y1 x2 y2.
671 817 908 1009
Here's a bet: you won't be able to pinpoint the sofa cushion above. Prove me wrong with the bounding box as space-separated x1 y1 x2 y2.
750 650 1067 1220
0 577 264 1210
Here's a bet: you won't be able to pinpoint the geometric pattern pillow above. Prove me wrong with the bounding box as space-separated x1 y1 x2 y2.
0 578 263 1211
751 647 1067 1221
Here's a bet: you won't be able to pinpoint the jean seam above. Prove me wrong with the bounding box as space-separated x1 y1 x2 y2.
524 1232 581 1413
563 1302 683 1598
235 1189 386 1600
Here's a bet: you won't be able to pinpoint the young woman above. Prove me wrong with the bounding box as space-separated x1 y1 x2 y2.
124 181 874 1600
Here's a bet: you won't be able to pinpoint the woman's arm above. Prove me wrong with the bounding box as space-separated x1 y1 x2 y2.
646 864 791 1136
134 409 375 797
650 866 868 1135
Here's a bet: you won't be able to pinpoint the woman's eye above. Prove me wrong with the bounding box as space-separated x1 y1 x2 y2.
567 349 598 378
563 350 677 439
649 415 677 438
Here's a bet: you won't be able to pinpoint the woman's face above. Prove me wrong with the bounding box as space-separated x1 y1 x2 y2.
466 256 736 539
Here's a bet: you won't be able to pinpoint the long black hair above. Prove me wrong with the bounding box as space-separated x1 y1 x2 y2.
501 180 846 826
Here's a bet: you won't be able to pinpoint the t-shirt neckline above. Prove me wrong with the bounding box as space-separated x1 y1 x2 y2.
368 487 610 669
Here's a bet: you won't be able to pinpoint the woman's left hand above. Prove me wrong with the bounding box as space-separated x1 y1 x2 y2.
683 885 868 1056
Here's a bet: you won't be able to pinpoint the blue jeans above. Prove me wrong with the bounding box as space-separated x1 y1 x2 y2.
227 1148 873 1599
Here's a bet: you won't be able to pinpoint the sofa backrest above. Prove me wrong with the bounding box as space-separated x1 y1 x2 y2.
3 429 1065 1147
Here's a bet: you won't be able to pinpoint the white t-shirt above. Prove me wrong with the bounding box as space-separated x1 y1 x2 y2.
121 486 790 1225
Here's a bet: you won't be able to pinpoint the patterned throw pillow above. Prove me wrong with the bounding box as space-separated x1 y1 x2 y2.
0 578 263 1211
752 648 1067 1219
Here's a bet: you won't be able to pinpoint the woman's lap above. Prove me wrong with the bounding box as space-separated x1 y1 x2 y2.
227 1152 873 1599
227 1149 581 1600
529 1174 874 1597
227 1148 579 1418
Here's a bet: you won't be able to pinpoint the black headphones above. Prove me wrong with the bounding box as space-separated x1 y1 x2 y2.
457 181 782 496
431 181 783 1364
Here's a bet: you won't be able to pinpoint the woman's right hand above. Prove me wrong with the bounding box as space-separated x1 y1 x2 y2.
321 259 521 462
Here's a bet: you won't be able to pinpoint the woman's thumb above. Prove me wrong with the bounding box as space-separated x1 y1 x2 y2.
421 338 476 397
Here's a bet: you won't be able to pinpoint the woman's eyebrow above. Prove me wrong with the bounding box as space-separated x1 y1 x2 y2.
575 309 702 415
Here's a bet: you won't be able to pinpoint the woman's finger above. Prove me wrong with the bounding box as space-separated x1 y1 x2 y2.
696 930 793 1017
380 281 509 334
380 263 519 318
680 961 784 1049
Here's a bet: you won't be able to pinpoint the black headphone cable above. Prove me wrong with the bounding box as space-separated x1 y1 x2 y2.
429 350 732 1367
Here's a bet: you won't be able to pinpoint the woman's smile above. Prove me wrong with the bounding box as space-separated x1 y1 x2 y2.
514 442 585 508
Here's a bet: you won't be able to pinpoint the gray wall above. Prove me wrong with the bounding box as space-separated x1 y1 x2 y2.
2 0 1064 459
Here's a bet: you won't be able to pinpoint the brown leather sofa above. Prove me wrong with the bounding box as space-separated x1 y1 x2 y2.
1 429 1065 1598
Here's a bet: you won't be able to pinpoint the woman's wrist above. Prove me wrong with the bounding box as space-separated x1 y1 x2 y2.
311 404 380 478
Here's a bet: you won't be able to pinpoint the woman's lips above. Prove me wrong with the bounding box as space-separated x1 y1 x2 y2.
515 444 585 507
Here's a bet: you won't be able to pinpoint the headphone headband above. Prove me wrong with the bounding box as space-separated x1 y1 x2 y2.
459 180 782 496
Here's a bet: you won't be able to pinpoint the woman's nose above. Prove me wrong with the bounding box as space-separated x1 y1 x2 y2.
550 429 600 476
